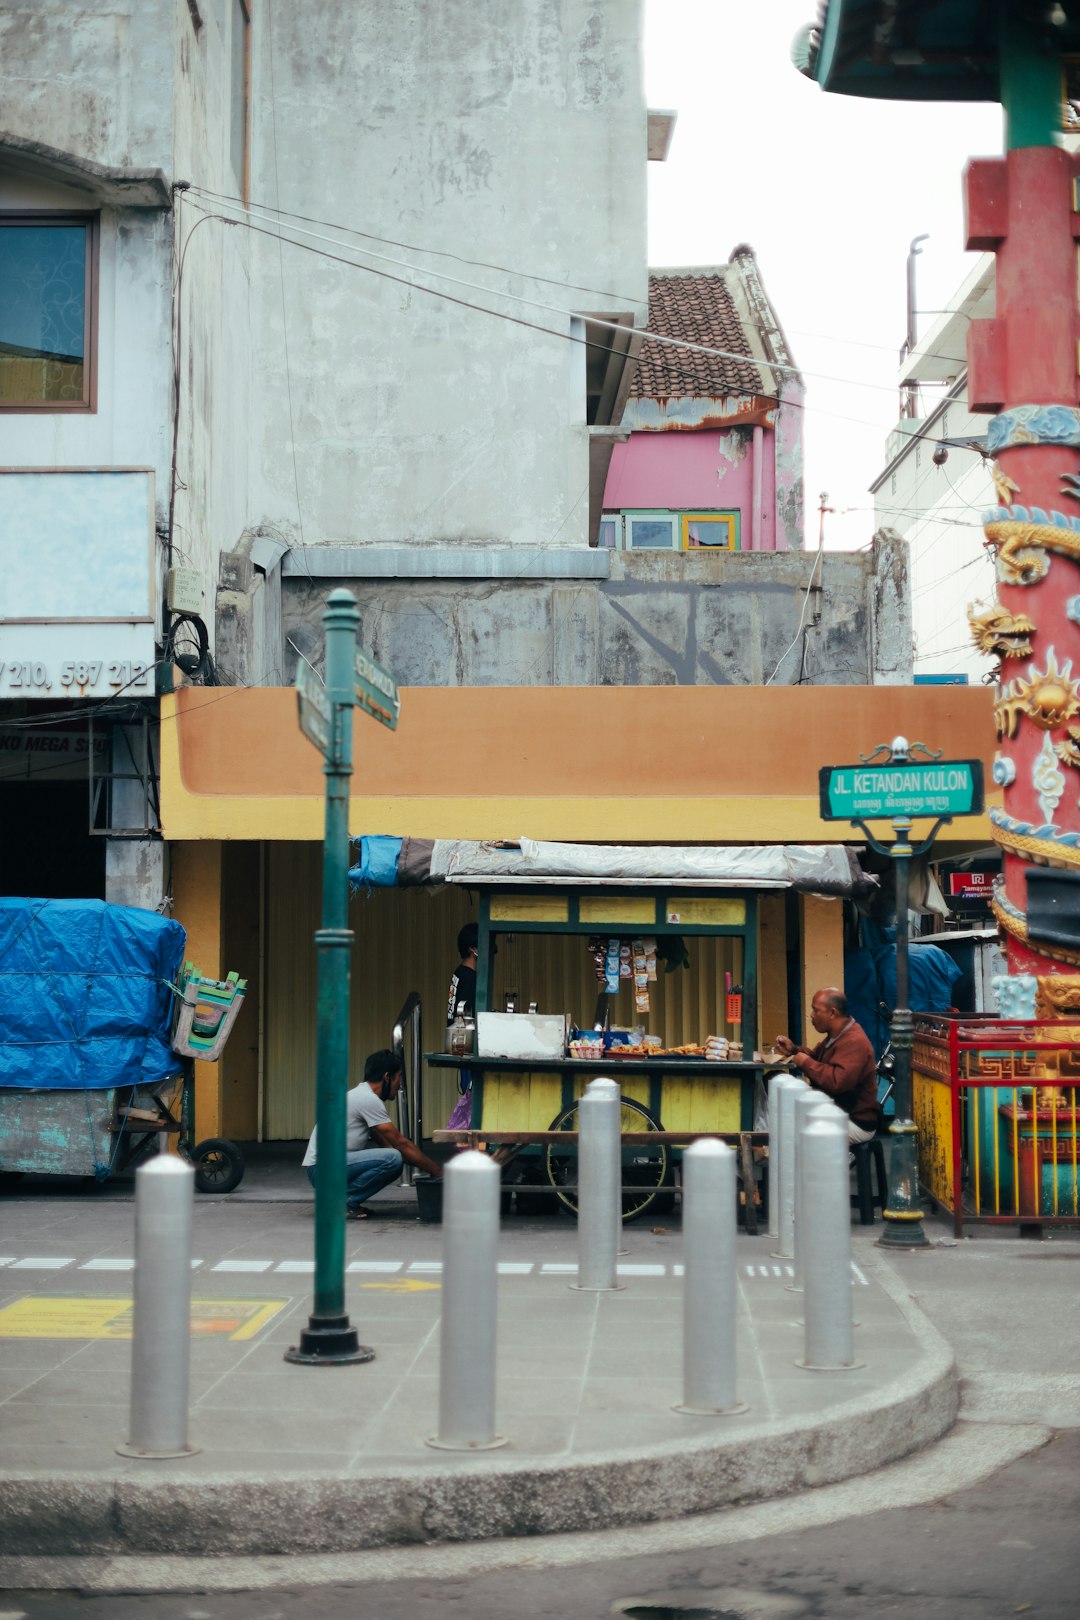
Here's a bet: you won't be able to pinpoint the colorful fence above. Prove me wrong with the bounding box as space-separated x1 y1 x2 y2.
913 1014 1080 1235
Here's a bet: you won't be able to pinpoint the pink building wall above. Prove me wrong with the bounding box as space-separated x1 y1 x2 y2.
601 427 779 550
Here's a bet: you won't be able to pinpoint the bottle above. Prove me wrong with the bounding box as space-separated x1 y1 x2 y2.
528 1001 538 1015
449 1002 470 1057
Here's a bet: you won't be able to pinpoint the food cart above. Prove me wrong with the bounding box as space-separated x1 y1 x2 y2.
415 839 871 1228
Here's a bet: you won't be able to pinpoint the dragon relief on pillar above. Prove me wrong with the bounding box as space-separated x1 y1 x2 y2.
968 603 1036 660
983 506 1080 586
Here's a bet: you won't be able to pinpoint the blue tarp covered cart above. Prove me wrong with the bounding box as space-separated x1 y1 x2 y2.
0 898 246 1190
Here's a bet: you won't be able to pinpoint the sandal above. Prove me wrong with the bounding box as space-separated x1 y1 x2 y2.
346 1207 369 1221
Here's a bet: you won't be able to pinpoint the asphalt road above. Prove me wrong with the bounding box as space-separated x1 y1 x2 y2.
3 1428 1077 1620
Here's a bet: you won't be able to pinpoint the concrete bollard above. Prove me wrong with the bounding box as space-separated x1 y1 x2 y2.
675 1140 747 1416
771 1074 807 1260
573 1077 623 1292
798 1118 861 1371
428 1151 506 1450
117 1154 199 1458
789 1091 841 1293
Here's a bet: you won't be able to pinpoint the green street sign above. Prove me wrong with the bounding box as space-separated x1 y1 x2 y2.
295 659 333 756
354 647 400 730
819 759 984 822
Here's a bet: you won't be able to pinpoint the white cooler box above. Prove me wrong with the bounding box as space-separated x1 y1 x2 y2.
476 1012 568 1061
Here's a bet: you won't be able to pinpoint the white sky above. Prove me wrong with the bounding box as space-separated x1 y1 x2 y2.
644 0 1003 549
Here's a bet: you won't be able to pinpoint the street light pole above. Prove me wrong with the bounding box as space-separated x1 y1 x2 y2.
286 588 373 1365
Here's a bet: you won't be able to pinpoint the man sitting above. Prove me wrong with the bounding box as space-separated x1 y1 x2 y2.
302 1049 443 1219
775 987 879 1144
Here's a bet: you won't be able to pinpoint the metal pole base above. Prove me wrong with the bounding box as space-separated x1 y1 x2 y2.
876 1214 932 1251
794 1357 866 1372
116 1440 201 1459
284 1315 375 1365
569 1281 625 1293
672 1400 749 1417
425 1433 508 1452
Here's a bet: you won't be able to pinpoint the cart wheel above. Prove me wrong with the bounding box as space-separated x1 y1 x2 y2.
545 1097 668 1223
193 1138 245 1195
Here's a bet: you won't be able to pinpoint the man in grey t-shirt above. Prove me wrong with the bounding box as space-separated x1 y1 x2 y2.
303 1049 443 1219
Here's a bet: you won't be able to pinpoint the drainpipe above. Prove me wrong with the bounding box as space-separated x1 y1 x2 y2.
751 424 764 550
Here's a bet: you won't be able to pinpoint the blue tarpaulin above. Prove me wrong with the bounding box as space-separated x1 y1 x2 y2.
348 835 403 891
0 898 186 1090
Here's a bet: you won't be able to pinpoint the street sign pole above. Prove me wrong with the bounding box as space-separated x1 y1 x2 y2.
820 736 985 1252
286 588 373 1365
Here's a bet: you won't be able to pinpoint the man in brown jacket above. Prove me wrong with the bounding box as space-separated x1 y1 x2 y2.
775 987 879 1143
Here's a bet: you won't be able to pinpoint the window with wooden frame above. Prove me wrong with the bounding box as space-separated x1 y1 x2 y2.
0 213 99 413
681 511 740 550
231 0 252 204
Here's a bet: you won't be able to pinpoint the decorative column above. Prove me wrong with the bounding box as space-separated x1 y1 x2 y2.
965 11 1080 1005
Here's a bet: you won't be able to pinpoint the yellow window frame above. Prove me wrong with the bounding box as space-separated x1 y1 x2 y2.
681 511 740 551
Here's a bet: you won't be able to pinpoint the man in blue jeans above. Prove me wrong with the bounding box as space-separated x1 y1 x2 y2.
302 1049 443 1219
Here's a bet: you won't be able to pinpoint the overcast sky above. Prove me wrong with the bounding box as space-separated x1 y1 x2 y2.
643 0 1003 549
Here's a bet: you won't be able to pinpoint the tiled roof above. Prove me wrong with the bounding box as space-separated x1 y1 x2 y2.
630 270 768 401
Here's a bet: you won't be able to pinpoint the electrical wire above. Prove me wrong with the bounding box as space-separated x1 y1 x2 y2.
763 535 825 687
184 180 988 377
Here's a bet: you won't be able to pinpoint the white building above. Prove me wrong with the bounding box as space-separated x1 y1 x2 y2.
870 254 996 685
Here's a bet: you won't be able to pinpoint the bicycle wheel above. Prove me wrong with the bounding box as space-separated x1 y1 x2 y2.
545 1097 668 1222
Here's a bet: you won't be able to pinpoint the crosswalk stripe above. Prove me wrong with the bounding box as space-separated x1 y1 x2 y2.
79 1259 135 1271
211 1260 273 1273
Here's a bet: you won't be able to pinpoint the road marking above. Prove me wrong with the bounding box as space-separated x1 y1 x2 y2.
10 1258 70 1270
0 1297 287 1341
407 1261 443 1273
0 1256 877 1283
273 1261 314 1273
211 1260 273 1273
615 1263 665 1276
496 1262 534 1274
360 1279 440 1293
0 1259 15 1268
851 1262 869 1286
79 1259 135 1272
540 1263 578 1274
347 1260 403 1273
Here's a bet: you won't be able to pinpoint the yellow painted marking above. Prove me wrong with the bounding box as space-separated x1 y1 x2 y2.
578 896 656 925
664 897 745 926
0 1297 287 1341
359 1279 440 1293
489 894 569 922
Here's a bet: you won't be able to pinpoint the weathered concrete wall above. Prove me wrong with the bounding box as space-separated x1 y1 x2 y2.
246 0 648 554
279 541 912 689
0 1 174 173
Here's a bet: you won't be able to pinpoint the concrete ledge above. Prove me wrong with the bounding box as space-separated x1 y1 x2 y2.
0 1263 958 1559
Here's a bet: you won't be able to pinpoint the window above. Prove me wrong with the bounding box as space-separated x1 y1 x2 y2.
231 0 252 203
0 214 98 412
612 510 742 551
681 511 740 550
625 511 677 549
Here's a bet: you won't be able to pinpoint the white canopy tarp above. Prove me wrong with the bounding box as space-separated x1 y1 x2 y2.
432 839 871 896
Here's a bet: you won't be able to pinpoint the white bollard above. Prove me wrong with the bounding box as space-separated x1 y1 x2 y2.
798 1118 861 1371
428 1151 506 1450
676 1140 747 1416
573 1077 623 1292
789 1091 840 1293
766 1070 785 1241
117 1154 199 1458
771 1074 806 1260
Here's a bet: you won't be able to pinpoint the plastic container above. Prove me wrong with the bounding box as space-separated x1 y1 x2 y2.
415 1175 443 1223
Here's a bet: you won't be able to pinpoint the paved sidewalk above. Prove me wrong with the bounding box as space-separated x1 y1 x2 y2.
0 1179 957 1560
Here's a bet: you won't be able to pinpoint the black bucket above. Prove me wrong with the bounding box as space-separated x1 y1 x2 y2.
415 1175 443 1223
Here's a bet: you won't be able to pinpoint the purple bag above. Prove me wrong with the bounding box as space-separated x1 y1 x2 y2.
446 1089 473 1131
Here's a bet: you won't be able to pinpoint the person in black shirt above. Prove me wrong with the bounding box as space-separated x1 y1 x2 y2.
446 921 478 1026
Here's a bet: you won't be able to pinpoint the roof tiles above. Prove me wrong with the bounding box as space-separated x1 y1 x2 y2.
631 270 767 401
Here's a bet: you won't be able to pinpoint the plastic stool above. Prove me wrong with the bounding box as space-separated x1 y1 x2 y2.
850 1138 888 1225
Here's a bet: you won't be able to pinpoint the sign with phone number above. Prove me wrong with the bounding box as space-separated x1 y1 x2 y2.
0 659 153 697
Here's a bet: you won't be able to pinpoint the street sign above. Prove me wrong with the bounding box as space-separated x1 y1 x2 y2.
819 759 984 822
354 646 400 730
295 660 333 755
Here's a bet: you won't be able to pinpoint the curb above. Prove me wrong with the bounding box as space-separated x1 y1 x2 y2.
0 1254 958 1558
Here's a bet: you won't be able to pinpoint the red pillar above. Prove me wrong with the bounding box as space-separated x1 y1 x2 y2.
965 146 1080 979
